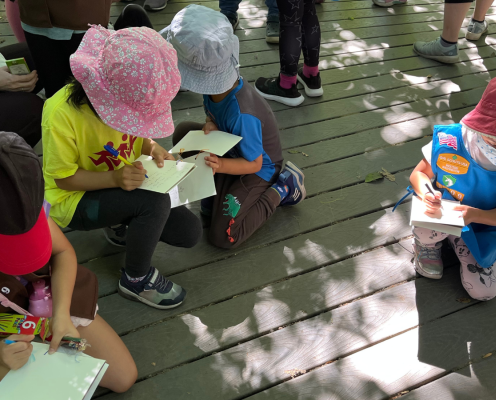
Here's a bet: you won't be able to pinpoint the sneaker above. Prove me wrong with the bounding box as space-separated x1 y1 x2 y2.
144 0 167 11
272 161 306 206
103 225 127 247
118 267 186 309
297 64 323 97
413 239 444 279
413 36 459 64
255 77 304 107
372 0 407 6
266 15 280 44
466 19 488 41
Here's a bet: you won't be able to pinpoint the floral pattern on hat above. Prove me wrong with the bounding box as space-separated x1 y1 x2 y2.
70 25 181 139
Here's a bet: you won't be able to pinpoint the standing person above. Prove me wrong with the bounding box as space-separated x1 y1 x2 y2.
0 132 137 392
163 5 306 249
17 1 154 97
220 0 280 43
42 26 202 309
255 0 323 107
407 77 496 300
0 43 43 148
5 0 26 43
413 0 493 63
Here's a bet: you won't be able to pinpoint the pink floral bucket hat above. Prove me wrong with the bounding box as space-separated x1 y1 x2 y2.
70 25 181 138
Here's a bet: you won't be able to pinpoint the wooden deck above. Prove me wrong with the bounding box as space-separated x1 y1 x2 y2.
2 0 496 398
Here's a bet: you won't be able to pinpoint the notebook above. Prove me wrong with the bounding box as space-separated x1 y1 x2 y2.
135 155 196 194
169 153 217 208
169 130 242 156
0 342 108 400
410 196 465 236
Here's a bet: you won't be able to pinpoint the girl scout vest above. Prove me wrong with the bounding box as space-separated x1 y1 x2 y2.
431 124 496 268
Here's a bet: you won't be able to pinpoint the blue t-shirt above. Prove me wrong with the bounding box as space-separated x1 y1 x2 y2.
203 78 283 182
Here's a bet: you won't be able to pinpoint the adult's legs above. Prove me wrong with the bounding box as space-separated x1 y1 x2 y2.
219 0 243 20
442 1 473 42
23 32 85 97
77 315 137 393
472 0 494 21
114 4 154 30
5 0 26 43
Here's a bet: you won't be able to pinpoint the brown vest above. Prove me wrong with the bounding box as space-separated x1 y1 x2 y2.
18 0 111 31
0 262 98 320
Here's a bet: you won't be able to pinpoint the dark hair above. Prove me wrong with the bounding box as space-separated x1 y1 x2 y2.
66 77 99 117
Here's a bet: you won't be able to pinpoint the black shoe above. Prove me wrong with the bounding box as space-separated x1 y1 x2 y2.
297 64 323 97
226 15 239 31
254 76 304 107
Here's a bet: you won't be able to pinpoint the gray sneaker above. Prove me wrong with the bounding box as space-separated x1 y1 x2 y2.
413 239 444 279
466 19 488 41
144 0 167 11
118 267 186 309
413 36 459 64
266 16 280 44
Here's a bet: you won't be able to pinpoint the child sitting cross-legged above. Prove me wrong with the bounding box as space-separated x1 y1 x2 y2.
161 5 306 248
42 26 202 309
409 77 496 301
0 132 136 391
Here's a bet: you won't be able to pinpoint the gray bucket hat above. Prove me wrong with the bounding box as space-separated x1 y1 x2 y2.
159 4 240 95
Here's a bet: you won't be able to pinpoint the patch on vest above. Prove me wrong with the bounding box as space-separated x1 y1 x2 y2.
223 194 241 218
442 175 456 187
435 181 465 201
438 132 458 150
437 153 470 175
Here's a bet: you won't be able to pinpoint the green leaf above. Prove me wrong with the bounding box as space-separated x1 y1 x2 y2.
380 168 396 182
348 16 354 20
288 150 300 154
365 172 383 183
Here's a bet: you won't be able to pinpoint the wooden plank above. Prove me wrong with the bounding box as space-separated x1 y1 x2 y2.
118 241 460 381
69 136 428 265
101 265 473 400
400 355 496 400
95 168 416 334
243 301 496 400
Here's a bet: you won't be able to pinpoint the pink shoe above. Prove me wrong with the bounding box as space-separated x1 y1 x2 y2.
372 0 407 6
413 239 444 279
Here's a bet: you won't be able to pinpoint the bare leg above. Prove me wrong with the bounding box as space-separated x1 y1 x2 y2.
442 2 473 42
77 315 137 393
472 0 494 21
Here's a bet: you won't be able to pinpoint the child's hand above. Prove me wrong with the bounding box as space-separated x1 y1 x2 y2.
150 143 175 167
203 121 218 135
454 205 479 225
205 153 222 174
0 335 34 370
49 315 80 355
422 190 442 214
114 163 147 191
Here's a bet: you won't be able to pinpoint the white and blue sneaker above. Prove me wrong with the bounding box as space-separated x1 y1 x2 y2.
272 161 306 206
118 267 186 309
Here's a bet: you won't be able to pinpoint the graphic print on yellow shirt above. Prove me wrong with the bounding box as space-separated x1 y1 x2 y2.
42 86 144 228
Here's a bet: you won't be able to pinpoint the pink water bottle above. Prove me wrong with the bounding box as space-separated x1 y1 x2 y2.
29 279 52 317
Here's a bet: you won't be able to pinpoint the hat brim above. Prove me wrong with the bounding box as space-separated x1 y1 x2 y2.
70 28 176 139
461 109 496 138
0 209 52 275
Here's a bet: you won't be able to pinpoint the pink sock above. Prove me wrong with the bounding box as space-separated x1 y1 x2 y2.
303 64 319 78
279 73 297 89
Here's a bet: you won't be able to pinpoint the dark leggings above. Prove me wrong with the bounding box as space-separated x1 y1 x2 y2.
0 42 44 147
276 0 321 77
23 5 153 98
68 188 202 277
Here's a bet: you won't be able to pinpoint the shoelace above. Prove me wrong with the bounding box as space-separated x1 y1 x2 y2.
148 271 172 293
418 245 441 260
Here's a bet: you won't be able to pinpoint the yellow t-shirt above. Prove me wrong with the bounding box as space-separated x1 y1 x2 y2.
42 87 143 227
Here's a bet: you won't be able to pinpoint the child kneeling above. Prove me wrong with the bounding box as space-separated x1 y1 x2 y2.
409 78 496 301
162 5 306 249
0 132 136 391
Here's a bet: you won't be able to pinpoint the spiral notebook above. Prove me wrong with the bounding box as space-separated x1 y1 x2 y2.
0 342 108 400
410 196 465 236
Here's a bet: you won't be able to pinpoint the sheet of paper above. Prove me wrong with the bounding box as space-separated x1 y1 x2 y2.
169 153 217 208
136 155 196 194
0 342 108 400
410 196 465 236
169 130 242 156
